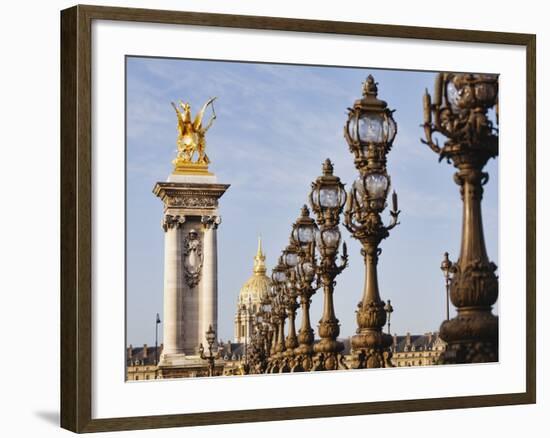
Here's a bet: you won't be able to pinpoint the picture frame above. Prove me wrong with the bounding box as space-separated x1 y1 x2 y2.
60 4 536 433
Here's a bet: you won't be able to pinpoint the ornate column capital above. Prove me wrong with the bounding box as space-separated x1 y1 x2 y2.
153 182 230 210
162 214 186 232
201 215 221 230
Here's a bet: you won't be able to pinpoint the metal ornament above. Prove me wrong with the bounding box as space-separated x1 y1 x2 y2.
343 76 400 369
199 325 221 377
309 160 349 371
423 73 499 364
291 206 321 372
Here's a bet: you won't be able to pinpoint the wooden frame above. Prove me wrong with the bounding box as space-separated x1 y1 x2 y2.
60 4 536 433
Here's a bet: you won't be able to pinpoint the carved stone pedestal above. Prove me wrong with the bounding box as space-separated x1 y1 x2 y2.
154 174 229 375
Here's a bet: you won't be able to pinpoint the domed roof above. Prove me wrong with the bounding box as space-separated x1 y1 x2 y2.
238 237 271 305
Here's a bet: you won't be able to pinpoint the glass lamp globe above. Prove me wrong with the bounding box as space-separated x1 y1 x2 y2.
319 187 339 207
284 250 298 268
446 73 498 113
474 75 498 106
316 227 341 250
320 185 346 210
291 205 318 247
446 79 462 113
365 173 389 199
272 269 287 284
206 326 216 345
292 222 316 246
352 176 367 206
301 261 315 281
310 159 347 216
347 111 396 145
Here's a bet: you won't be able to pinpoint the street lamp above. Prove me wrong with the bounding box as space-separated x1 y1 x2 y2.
266 292 280 372
309 159 348 371
423 73 499 364
440 252 454 321
199 324 220 377
155 313 161 366
281 258 299 373
248 308 269 374
344 76 397 172
343 75 400 369
384 300 394 335
291 206 320 371
258 295 272 361
269 257 288 373
262 295 275 366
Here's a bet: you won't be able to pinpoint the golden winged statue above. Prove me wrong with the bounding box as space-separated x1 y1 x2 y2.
171 97 217 175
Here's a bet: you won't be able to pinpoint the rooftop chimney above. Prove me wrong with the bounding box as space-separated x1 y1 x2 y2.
426 332 433 345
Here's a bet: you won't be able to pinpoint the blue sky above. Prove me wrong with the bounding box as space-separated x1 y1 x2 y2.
126 57 499 347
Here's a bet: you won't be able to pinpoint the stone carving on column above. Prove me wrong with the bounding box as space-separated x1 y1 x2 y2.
162 214 186 231
201 215 221 230
183 229 203 288
170 196 218 208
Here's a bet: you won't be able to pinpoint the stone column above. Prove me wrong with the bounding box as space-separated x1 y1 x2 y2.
161 214 185 355
199 216 220 349
180 218 202 354
154 178 229 374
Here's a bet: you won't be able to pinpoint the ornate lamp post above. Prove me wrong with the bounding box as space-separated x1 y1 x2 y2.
343 75 400 369
281 266 299 372
384 299 394 335
291 206 320 371
248 297 271 374
266 295 280 370
263 295 276 363
269 258 288 372
199 324 221 377
248 317 265 374
422 72 499 363
259 295 273 361
440 252 454 321
309 159 349 371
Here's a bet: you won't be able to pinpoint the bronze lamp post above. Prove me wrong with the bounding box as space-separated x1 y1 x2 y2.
281 264 299 372
269 257 288 372
384 299 394 335
259 296 272 361
422 72 499 363
249 297 271 374
309 159 349 371
266 296 280 371
199 324 221 377
343 75 400 369
291 206 320 371
440 252 454 321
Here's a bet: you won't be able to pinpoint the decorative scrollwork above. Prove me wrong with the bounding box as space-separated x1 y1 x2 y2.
169 196 218 208
201 215 221 230
421 72 499 166
162 214 186 231
450 259 499 308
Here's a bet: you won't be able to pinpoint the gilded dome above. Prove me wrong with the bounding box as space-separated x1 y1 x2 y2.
238 237 271 306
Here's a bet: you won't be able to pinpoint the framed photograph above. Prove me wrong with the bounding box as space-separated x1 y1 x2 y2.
60 4 536 433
